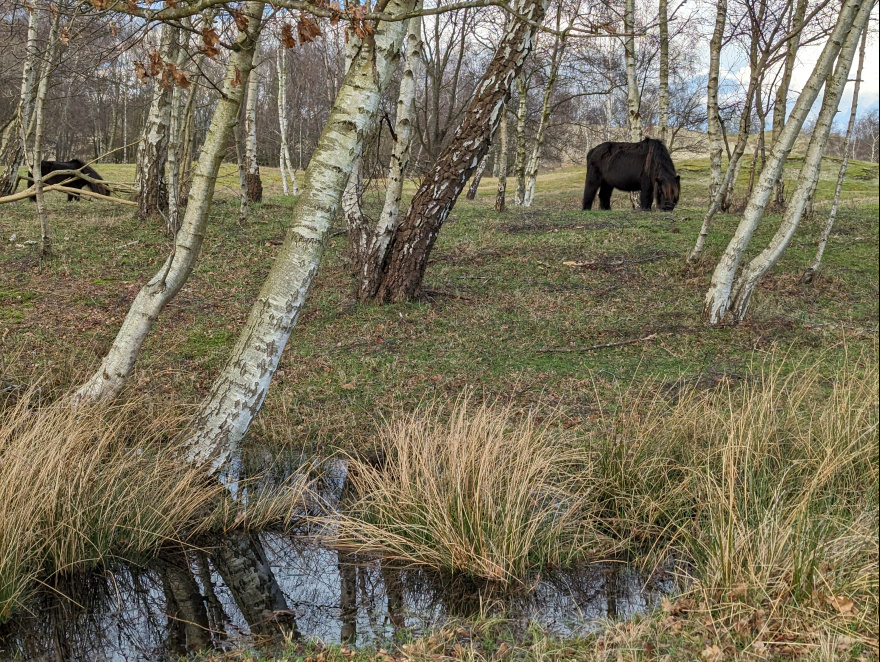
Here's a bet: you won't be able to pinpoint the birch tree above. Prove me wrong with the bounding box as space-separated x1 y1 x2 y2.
802 27 868 284
623 0 642 142
363 0 553 304
276 40 299 196
466 152 489 199
135 22 177 220
513 76 528 205
496 104 509 211
183 0 416 470
244 47 263 202
355 6 423 302
702 0 870 325
658 0 669 145
75 3 266 403
724 2 871 321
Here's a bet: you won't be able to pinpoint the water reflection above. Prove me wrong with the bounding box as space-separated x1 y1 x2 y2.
1 533 671 661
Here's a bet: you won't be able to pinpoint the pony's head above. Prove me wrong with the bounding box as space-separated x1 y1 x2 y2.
655 174 680 211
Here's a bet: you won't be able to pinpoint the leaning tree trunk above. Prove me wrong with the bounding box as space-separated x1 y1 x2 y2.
803 27 867 284
365 0 552 304
513 75 528 206
726 4 870 321
466 152 489 200
523 26 566 207
276 42 298 196
0 2 40 196
135 22 177 220
183 0 416 471
74 3 265 403
166 23 190 237
356 6 423 302
495 105 509 212
771 0 809 207
702 0 867 325
705 0 727 204
244 46 263 202
658 0 669 145
624 0 641 142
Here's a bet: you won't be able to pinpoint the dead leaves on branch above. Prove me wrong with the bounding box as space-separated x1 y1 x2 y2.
133 51 190 89
200 25 221 58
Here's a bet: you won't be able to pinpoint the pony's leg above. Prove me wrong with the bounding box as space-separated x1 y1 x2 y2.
582 169 601 210
598 184 614 210
639 185 653 211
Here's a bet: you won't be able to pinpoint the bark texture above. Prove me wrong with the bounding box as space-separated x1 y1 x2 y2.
244 46 263 202
466 152 489 199
705 0 727 203
513 75 528 205
658 0 669 145
624 0 642 142
366 0 552 303
74 3 265 402
183 0 415 470
495 105 509 212
726 5 870 320
702 0 867 325
276 43 299 196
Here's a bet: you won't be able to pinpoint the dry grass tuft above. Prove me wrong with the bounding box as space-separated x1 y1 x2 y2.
331 397 606 582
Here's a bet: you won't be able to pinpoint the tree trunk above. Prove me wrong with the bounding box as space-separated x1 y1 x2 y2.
727 5 869 320
244 46 263 203
0 2 40 196
356 7 423 302
771 0 809 207
156 557 212 652
803 27 866 284
74 3 265 403
523 26 566 207
702 0 868 325
235 119 250 223
183 0 415 470
624 0 642 142
166 23 189 237
135 23 177 220
705 0 727 203
495 105 509 212
658 0 669 145
466 152 489 200
276 42 298 196
513 76 528 206
364 0 552 304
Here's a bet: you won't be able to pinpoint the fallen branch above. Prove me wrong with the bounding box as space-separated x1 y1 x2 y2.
0 183 137 205
536 333 658 353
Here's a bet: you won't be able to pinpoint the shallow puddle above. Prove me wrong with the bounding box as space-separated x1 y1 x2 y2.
1 532 673 661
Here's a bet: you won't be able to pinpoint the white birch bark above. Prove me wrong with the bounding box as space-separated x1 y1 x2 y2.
276 43 298 196
356 7 423 302
466 152 489 200
624 0 642 142
244 46 263 202
166 24 187 236
523 29 566 207
658 0 669 145
803 28 867 283
705 0 727 204
235 120 250 223
702 0 868 325
184 0 416 470
135 22 176 219
495 105 508 212
74 3 266 403
513 75 528 206
727 3 870 320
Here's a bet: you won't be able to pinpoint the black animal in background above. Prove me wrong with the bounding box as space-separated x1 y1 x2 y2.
21 159 110 201
582 138 680 212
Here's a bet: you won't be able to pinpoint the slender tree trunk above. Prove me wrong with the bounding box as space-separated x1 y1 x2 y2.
74 3 265 403
726 6 869 321
166 25 189 237
513 76 528 205
356 7 423 302
0 2 40 196
244 46 263 202
495 106 509 212
365 0 552 304
183 0 415 470
702 0 868 325
341 37 370 276
235 120 250 223
466 152 489 200
523 28 565 207
624 0 642 142
157 557 212 652
276 43 298 196
771 0 809 207
658 0 669 145
706 0 727 203
135 23 177 220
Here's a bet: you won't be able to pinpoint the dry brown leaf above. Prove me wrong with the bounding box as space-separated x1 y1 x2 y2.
200 26 221 58
231 8 248 31
701 644 723 661
297 14 321 43
231 66 242 87
281 23 296 48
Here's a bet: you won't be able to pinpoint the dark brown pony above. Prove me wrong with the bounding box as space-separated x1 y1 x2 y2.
20 159 110 201
582 138 680 211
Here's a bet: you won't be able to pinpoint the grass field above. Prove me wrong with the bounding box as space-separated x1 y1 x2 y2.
0 155 877 660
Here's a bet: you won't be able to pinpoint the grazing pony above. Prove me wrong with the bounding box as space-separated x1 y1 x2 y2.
21 159 110 201
582 138 680 211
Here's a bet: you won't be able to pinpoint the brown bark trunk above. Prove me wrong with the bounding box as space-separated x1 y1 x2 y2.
366 0 550 303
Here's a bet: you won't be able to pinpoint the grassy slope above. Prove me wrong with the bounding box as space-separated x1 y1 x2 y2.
1 157 876 454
